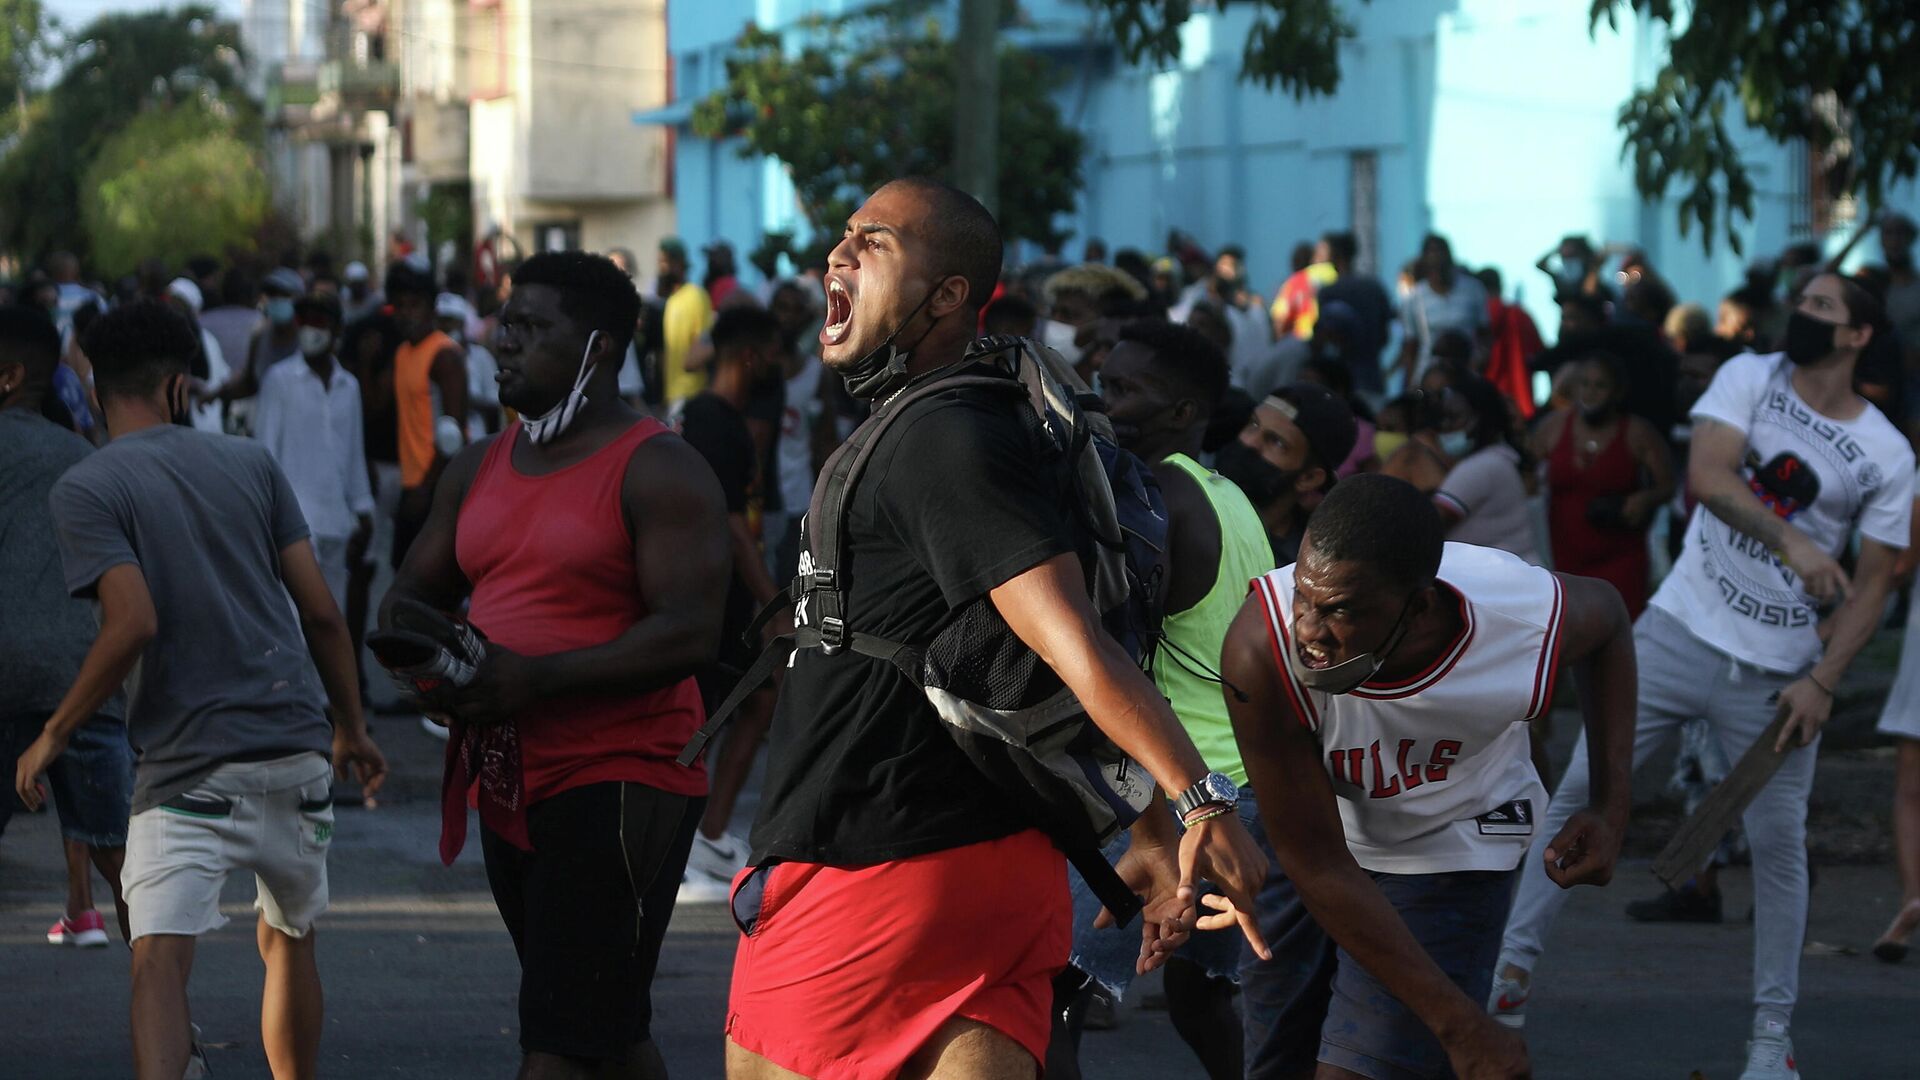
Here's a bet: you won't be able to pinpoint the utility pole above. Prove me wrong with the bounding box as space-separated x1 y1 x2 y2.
952 0 999 215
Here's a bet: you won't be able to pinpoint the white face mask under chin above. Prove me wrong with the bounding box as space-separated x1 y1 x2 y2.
521 331 599 446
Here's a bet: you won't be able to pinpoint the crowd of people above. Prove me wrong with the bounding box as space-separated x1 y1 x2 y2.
4 188 1920 1080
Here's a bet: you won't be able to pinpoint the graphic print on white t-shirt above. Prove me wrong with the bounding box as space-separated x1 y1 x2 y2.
1253 543 1562 874
1650 352 1915 674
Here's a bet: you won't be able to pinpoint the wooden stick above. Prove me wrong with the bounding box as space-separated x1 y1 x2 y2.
1651 703 1797 890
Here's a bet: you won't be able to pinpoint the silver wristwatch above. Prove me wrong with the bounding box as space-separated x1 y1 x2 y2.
1174 771 1239 822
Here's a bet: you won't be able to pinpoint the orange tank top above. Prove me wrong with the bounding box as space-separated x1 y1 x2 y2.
395 330 455 487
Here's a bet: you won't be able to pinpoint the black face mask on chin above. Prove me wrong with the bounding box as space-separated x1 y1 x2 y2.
1215 441 1300 508
841 285 941 402
1784 311 1840 367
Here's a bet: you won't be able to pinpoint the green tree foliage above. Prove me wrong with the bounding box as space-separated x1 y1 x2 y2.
81 102 267 279
1 0 52 124
0 6 252 265
692 9 1084 248
1090 0 1360 97
1595 0 1920 253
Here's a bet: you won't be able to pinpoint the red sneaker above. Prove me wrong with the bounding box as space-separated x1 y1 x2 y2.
47 910 109 948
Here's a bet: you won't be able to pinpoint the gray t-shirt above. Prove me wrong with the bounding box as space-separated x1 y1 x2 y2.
0 409 125 722
1436 444 1542 565
50 424 332 812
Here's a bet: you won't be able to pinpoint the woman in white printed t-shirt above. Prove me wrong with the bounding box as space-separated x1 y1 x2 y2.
1873 468 1920 963
1498 272 1915 1079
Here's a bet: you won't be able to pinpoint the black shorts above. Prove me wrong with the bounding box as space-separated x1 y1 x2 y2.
481 781 703 1062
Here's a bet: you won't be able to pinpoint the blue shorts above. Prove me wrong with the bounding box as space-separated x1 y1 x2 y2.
0 713 135 848
1067 786 1259 996
1239 805 1517 1080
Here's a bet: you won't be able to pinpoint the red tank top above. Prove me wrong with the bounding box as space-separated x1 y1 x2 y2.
1545 413 1650 615
456 418 708 807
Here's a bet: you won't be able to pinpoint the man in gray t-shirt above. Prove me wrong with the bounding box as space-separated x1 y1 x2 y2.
12 300 385 1079
49 421 334 809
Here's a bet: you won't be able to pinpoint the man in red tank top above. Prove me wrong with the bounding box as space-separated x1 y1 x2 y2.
380 252 731 1080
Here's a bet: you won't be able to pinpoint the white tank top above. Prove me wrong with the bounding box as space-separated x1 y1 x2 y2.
1251 543 1562 874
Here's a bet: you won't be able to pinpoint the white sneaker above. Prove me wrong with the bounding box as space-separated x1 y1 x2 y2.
676 870 732 905
1486 962 1530 1029
419 715 450 741
1738 1018 1800 1079
686 829 749 881
183 1022 210 1078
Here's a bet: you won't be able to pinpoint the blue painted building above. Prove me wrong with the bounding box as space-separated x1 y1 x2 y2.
642 0 1920 340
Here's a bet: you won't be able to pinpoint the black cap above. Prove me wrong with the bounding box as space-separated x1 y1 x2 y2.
1266 383 1358 477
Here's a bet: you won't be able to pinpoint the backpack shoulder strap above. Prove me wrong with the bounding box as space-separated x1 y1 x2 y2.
803 368 1017 652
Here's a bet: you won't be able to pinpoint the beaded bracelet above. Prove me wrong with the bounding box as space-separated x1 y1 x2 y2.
1182 804 1233 829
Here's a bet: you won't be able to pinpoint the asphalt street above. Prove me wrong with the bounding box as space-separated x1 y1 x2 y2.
3 712 1917 1078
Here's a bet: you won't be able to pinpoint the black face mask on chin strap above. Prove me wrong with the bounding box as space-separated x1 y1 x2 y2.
840 284 943 401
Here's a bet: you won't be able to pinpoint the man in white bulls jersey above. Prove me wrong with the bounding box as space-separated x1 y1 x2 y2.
1208 475 1636 1080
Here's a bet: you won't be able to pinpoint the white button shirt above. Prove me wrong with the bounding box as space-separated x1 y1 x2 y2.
254 355 375 540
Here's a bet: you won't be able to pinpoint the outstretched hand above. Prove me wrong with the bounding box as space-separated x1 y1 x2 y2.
1094 839 1195 974
1178 814 1273 961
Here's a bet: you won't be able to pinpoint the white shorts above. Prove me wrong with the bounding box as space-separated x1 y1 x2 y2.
123 752 334 941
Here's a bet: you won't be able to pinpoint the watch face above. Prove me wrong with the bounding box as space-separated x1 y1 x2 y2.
1206 773 1238 803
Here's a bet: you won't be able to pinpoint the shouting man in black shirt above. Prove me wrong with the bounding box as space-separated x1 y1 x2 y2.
724 178 1271 1080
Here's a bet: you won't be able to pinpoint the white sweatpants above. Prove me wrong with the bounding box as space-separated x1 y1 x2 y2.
1500 605 1814 1020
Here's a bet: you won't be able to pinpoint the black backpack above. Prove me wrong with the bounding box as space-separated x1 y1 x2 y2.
679 335 1171 925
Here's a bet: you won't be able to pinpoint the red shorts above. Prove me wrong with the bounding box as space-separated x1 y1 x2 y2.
726 829 1070 1080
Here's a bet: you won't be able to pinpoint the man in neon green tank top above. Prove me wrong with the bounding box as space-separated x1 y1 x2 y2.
1053 320 1276 1079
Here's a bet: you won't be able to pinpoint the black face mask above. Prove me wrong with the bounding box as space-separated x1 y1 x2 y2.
1784 311 1838 367
841 285 941 402
1579 402 1615 425
1215 441 1299 508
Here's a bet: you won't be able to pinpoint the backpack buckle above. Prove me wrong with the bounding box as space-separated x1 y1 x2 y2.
810 568 837 589
818 616 847 653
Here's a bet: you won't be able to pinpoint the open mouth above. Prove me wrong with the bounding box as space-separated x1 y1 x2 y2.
1297 641 1335 670
822 278 854 347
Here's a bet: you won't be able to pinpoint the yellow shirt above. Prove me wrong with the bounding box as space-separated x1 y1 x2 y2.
662 282 714 407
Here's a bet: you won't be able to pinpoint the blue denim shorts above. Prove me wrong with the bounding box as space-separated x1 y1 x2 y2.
1067 786 1260 997
1239 804 1518 1080
1 713 135 848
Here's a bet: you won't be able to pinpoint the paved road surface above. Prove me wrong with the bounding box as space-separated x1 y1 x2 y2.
4 714 1916 1078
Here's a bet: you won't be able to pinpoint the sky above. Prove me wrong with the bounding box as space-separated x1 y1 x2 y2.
45 0 247 31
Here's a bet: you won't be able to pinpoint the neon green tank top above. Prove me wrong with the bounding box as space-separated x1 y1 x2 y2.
1155 453 1276 787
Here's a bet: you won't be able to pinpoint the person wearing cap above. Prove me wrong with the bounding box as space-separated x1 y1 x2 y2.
437 292 501 438
658 237 714 411
216 267 307 433
1056 319 1277 1077
704 239 740 309
342 261 383 324
250 267 307 382
386 261 468 569
163 278 230 434
254 295 374 616
1215 381 1360 566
